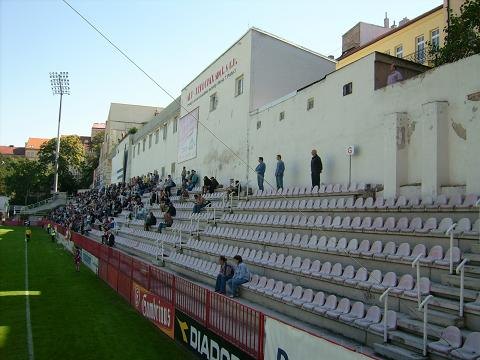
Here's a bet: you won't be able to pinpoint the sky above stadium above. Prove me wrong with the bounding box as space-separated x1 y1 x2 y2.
1 0 441 147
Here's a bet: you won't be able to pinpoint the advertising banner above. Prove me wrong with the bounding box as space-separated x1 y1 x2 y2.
174 310 254 360
264 317 374 360
132 282 174 338
81 249 98 274
177 107 199 163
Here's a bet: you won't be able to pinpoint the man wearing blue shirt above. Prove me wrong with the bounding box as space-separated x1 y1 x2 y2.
255 157 266 191
227 255 251 298
275 154 285 190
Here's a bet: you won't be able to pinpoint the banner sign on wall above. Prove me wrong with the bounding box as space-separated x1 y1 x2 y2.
132 282 174 338
177 107 199 163
81 249 98 274
174 310 254 360
264 317 375 360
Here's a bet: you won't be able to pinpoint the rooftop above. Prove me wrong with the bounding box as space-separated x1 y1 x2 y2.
25 137 50 150
0 145 26 156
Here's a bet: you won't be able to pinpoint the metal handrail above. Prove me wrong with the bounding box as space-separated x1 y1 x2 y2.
446 223 457 274
412 253 424 307
456 258 469 317
379 287 393 343
419 295 434 356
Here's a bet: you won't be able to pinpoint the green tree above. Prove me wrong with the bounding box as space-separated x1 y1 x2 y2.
78 130 104 189
430 0 480 66
2 158 49 205
38 135 86 193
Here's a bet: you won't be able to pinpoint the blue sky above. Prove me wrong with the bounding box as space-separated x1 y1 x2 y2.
0 0 441 147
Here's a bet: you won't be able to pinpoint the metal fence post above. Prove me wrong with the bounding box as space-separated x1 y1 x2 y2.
419 295 434 356
446 223 457 274
379 287 392 343
412 253 423 307
456 259 468 317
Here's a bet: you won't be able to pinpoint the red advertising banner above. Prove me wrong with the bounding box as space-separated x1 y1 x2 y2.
132 282 174 339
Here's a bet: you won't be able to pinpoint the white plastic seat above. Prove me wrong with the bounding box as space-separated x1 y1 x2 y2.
430 217 454 235
273 283 293 299
302 291 325 311
295 258 311 273
435 247 461 266
371 271 397 291
350 239 370 255
244 274 259 288
403 244 426 262
345 238 358 253
283 285 303 303
293 288 314 306
250 276 268 290
458 194 479 208
303 260 321 275
362 240 382 257
404 277 430 298
339 301 365 323
420 245 443 264
314 294 337 314
357 269 382 289
334 265 355 282
450 332 480 360
428 326 462 355
265 281 284 296
312 261 331 277
416 217 437 234
257 278 275 294
322 262 342 280
388 242 410 260
354 306 381 328
326 297 351 319
391 274 414 294
374 241 396 259
369 310 397 333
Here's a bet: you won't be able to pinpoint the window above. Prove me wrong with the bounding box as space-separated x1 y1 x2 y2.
142 139 146 152
163 125 167 140
395 45 403 58
148 134 152 148
279 111 285 121
133 146 135 158
343 82 352 96
137 144 140 155
256 121 261 130
431 28 440 49
235 75 244 96
173 116 178 133
307 97 314 111
171 162 176 175
161 167 165 178
210 93 218 112
155 129 159 144
416 35 425 64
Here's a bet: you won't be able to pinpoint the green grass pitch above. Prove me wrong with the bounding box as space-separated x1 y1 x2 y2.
0 226 192 360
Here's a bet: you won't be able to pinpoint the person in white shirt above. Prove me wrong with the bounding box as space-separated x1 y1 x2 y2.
387 64 403 85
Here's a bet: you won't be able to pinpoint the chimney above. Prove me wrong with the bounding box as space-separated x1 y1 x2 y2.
391 20 397 29
399 17 409 26
384 12 389 28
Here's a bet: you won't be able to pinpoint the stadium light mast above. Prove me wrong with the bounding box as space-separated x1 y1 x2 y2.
49 72 70 194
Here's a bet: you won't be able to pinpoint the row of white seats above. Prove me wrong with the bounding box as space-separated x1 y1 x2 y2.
203 227 461 266
119 227 181 245
220 213 479 237
185 238 431 298
245 274 397 334
168 252 220 277
254 183 367 197
238 194 479 212
115 236 162 257
428 326 480 359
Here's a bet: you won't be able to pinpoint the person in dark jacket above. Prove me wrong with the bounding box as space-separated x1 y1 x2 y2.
310 149 323 188
275 154 285 190
214 256 234 294
202 176 212 194
255 157 266 191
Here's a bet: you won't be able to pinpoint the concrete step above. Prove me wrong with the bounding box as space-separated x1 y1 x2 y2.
431 283 478 302
374 341 426 360
397 317 444 339
470 243 480 254
442 274 480 290
402 306 463 328
464 252 480 263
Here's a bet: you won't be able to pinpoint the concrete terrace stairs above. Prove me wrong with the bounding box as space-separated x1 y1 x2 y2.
106 188 480 359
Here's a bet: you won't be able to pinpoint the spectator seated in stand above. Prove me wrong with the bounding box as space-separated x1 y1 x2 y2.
215 255 234 294
227 255 250 298
164 175 176 196
193 194 210 213
227 180 241 197
144 211 157 231
203 176 213 194
210 176 220 192
157 204 175 233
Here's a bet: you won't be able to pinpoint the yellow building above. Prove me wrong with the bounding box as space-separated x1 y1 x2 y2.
337 4 446 69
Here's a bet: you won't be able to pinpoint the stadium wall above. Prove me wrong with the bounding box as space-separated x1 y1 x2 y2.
49 223 377 360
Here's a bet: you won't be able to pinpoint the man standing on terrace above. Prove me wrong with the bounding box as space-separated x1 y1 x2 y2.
275 154 285 190
255 157 266 191
311 149 323 188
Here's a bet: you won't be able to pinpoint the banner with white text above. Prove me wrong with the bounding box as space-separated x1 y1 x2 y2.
264 317 374 360
177 107 199 163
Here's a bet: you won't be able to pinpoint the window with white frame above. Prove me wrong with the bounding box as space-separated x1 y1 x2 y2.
142 139 146 152
279 111 285 121
155 129 159 144
163 124 167 140
307 97 314 111
171 162 175 175
148 134 152 148
395 45 403 58
416 35 425 63
235 75 244 96
137 144 140 155
173 116 178 133
210 93 218 112
431 28 440 49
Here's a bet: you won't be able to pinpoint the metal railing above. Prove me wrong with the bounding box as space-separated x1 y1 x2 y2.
456 258 469 317
379 287 393 343
419 295 434 356
446 223 457 274
411 254 424 307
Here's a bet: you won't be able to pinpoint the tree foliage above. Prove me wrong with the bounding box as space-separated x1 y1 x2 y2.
431 0 480 66
79 130 104 189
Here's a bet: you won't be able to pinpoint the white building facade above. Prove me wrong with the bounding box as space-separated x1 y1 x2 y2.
109 28 480 196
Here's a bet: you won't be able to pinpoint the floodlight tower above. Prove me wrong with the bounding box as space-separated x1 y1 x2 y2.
49 72 70 194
